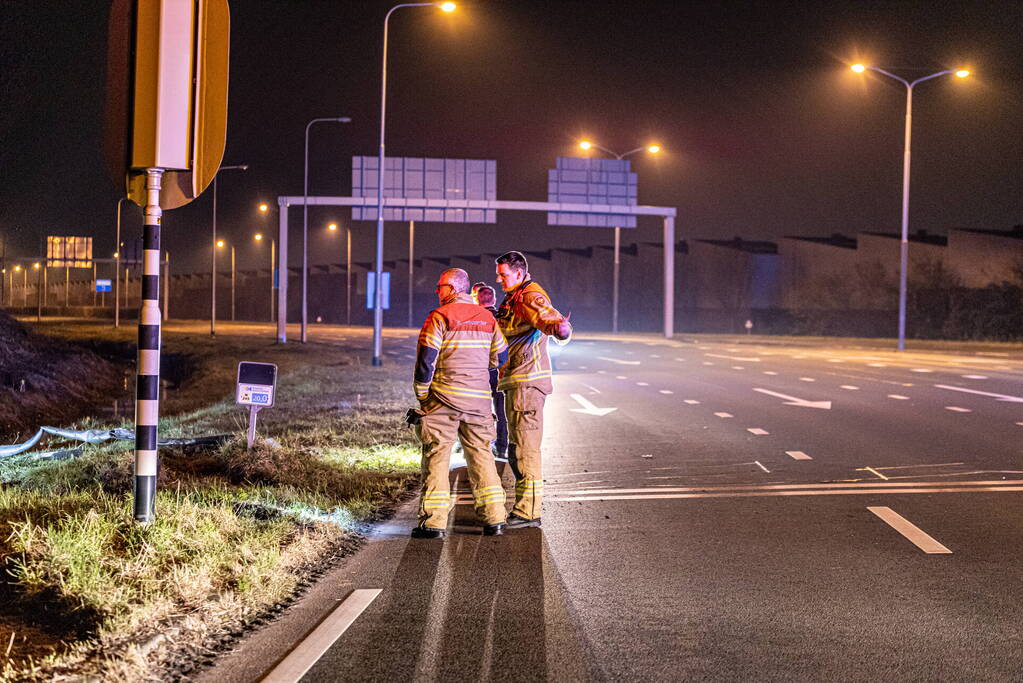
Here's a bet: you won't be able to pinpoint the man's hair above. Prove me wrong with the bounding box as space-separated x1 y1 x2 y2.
476 286 496 307
471 281 488 293
495 250 528 273
439 268 470 294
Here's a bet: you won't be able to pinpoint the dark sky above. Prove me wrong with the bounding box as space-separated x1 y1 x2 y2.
2 0 1022 274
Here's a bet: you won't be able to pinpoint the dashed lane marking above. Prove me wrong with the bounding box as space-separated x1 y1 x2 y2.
702 361 714 366
598 356 641 365
659 389 674 394
763 371 778 375
887 394 910 400
684 399 701 405
581 383 601 394
786 451 812 460
714 412 733 418
747 428 769 435
840 385 860 390
616 375 627 380
260 588 383 683
674 357 686 362
867 507 952 554
799 377 816 382
911 368 934 373
962 375 987 379
945 406 972 413
868 363 887 367
732 366 745 370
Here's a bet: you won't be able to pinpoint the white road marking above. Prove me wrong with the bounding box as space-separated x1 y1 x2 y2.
732 366 745 370
598 356 641 365
944 406 972 413
867 507 952 554
962 375 987 379
714 412 733 418
702 361 714 366
659 389 674 394
650 354 661 358
755 460 770 473
799 377 816 382
762 371 778 376
840 385 860 390
1017 422 1023 426
786 451 812 460
260 589 382 683
935 384 1023 403
578 365 588 370
827 359 845 363
705 353 762 362
569 394 617 416
674 357 687 362
868 363 887 367
910 368 933 373
861 466 889 480
684 399 701 405
753 387 832 410
747 428 769 435
636 381 650 386
581 383 601 394
597 370 607 374
887 394 910 400
616 375 627 380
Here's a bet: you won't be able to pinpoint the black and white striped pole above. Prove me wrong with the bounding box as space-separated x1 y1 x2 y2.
134 167 163 523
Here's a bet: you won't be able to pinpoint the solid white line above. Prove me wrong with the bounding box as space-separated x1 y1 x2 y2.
551 480 1023 496
944 406 972 413
714 412 733 418
747 428 769 435
551 486 1023 502
935 384 1023 403
867 507 952 554
598 356 641 365
862 466 889 480
786 451 812 460
261 588 382 683
755 460 770 473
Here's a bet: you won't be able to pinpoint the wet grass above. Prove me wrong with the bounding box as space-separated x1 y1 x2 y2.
0 321 420 680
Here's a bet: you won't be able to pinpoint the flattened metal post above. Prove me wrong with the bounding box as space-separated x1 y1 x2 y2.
134 168 164 523
276 200 288 343
663 215 674 339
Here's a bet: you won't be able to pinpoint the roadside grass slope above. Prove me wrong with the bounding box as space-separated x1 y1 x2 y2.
0 322 419 681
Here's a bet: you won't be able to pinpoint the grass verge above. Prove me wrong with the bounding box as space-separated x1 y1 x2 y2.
0 321 420 681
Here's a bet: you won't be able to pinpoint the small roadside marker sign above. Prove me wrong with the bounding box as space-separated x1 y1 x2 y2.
96 278 113 292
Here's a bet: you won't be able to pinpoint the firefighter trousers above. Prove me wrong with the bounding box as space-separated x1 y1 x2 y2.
505 386 546 519
416 404 506 529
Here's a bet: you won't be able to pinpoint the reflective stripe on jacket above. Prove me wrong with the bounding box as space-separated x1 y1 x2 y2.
496 280 569 393
415 292 508 416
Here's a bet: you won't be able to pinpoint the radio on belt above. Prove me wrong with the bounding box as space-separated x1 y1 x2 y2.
236 362 277 449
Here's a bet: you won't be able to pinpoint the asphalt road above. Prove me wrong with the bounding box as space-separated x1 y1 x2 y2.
198 325 1023 682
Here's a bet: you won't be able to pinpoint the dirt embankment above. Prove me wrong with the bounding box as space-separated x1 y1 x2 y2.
0 312 125 441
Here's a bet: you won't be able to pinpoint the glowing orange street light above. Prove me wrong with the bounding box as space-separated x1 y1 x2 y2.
647 144 662 154
33 262 40 269
14 265 21 272
254 233 263 241
849 60 973 351
258 203 269 213
439 2 456 12
216 240 225 249
327 223 338 231
579 140 593 151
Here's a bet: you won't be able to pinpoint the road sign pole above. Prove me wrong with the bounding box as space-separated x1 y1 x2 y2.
276 201 288 343
663 215 674 339
408 220 414 328
134 167 164 524
612 225 620 333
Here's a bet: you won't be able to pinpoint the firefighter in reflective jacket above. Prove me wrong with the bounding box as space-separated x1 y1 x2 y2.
494 250 572 528
412 268 509 539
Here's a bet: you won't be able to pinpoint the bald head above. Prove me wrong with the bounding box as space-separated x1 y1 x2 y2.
438 268 470 294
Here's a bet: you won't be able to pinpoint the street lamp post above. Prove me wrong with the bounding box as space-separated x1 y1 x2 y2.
303 117 351 343
254 226 276 323
114 197 128 327
851 64 970 351
211 164 249 337
578 139 662 333
230 244 236 321
374 1 456 365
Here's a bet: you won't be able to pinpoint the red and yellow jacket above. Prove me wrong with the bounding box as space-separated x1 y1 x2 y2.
496 280 570 393
415 292 508 416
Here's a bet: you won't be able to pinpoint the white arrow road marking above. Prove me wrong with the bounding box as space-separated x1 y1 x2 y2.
867 507 952 554
598 356 641 365
786 451 812 460
569 393 617 416
753 388 832 410
705 353 761 362
747 428 769 435
935 384 1023 403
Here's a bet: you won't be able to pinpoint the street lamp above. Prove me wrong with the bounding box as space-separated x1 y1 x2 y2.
326 222 353 325
578 138 663 333
374 1 457 365
850 63 970 351
211 164 249 336
303 117 351 344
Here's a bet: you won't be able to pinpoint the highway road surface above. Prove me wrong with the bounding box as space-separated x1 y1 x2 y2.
197 326 1023 682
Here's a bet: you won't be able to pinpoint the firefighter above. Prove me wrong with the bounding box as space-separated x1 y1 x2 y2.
412 268 509 539
494 250 572 529
474 284 509 458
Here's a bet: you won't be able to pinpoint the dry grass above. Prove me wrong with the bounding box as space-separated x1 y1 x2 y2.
0 321 422 680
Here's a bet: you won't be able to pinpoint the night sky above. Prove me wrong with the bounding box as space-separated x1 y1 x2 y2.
2 0 1022 274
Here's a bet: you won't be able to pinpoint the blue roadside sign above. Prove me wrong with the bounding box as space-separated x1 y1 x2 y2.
96 278 113 292
366 272 391 310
